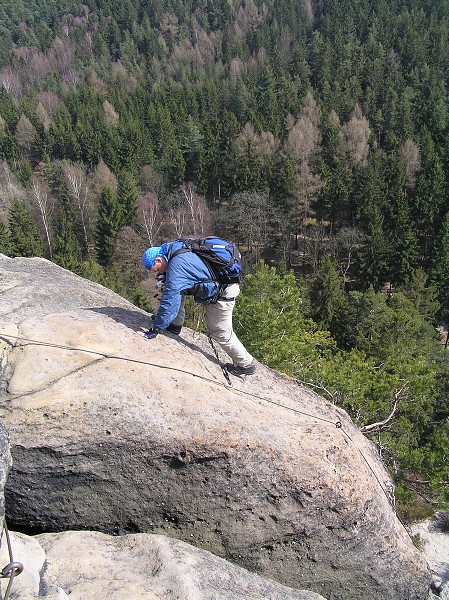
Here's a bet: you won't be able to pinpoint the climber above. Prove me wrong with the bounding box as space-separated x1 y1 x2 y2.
139 242 256 376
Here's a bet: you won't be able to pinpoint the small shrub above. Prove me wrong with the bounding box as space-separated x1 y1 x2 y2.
395 484 434 524
412 533 424 550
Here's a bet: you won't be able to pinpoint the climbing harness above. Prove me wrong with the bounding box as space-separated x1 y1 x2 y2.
0 520 23 600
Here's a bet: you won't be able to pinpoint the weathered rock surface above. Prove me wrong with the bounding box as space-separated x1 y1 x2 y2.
0 256 431 599
0 423 11 600
0 422 10 528
409 515 449 593
0 529 326 599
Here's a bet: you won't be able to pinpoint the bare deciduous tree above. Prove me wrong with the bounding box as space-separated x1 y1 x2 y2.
35 103 51 130
181 184 211 236
36 92 61 118
29 175 55 259
234 123 278 166
399 138 421 189
89 71 108 94
235 0 265 34
341 104 371 167
306 221 327 275
229 57 246 79
168 201 187 238
48 37 81 87
284 92 323 243
89 159 117 197
0 66 22 100
103 100 119 125
14 46 50 84
138 192 162 246
0 161 26 215
139 164 164 195
230 191 274 261
62 162 91 254
328 226 364 289
15 114 36 153
285 91 322 167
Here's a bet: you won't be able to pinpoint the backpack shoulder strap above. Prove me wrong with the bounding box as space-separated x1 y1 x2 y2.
170 247 190 261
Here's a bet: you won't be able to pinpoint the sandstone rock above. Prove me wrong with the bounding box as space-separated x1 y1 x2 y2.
0 256 431 599
0 421 12 600
409 516 449 592
0 422 10 528
0 529 325 600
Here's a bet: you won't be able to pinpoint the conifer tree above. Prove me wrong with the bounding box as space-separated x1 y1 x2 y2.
95 185 122 267
429 211 449 318
52 205 83 272
356 212 390 291
310 256 347 333
117 169 139 227
0 222 13 256
8 200 44 257
387 190 419 287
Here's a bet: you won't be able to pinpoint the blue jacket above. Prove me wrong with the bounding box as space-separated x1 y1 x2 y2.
152 240 220 330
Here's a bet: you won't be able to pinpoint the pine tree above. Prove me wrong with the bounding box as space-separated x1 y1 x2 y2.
429 211 449 318
310 256 346 331
387 190 419 287
0 222 13 256
117 169 139 226
95 186 122 267
52 205 83 273
8 200 44 257
356 211 390 291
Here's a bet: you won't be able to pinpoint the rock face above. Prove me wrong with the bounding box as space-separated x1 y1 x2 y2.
0 256 431 599
0 530 326 600
0 422 10 528
0 423 11 600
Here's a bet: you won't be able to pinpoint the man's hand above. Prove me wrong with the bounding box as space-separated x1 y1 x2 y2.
138 327 160 339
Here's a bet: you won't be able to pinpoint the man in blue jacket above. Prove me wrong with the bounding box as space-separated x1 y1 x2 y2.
140 240 256 375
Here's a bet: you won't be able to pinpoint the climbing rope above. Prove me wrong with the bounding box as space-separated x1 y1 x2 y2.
0 520 23 600
0 333 394 507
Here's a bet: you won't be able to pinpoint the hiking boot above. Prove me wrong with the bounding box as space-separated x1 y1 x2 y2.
167 323 182 335
225 361 257 375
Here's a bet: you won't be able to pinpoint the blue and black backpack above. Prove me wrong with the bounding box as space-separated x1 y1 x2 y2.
172 237 242 284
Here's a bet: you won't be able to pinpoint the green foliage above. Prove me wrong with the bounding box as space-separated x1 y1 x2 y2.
0 222 13 256
429 212 449 318
8 200 45 257
236 262 448 507
235 262 336 379
396 269 440 323
95 186 122 266
310 256 347 332
52 206 83 272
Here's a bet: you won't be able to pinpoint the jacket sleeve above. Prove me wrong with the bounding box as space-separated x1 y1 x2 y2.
151 256 199 330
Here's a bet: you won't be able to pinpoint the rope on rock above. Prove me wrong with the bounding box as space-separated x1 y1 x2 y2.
0 520 23 600
0 333 395 508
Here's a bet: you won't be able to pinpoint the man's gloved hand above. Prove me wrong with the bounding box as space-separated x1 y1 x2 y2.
138 327 160 339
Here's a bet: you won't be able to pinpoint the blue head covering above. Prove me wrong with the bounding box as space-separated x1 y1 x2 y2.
142 246 163 269
142 243 170 269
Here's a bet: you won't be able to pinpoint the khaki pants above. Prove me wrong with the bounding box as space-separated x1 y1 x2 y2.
171 284 254 368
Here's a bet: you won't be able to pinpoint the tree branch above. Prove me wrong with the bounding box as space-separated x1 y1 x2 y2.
361 383 408 432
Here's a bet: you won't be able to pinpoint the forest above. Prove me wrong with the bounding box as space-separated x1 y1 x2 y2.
0 0 448 520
